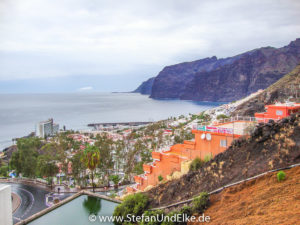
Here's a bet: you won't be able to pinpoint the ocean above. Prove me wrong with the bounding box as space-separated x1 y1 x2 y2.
0 92 222 150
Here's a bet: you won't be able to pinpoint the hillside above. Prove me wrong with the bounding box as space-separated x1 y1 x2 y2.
189 166 300 225
232 64 300 116
132 77 155 95
144 114 300 208
135 38 300 101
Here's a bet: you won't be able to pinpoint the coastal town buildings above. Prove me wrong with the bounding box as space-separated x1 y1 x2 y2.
127 126 240 193
127 102 300 193
35 118 59 138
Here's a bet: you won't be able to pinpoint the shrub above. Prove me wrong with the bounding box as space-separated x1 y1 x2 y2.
158 175 163 182
203 154 212 163
189 157 203 171
277 171 286 182
216 114 229 120
141 210 165 225
180 205 192 216
161 211 181 225
113 193 149 225
192 192 209 213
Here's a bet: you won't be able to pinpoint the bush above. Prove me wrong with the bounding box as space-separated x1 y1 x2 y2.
158 175 163 182
141 210 165 225
189 157 203 171
0 165 8 177
216 114 229 120
113 193 149 225
161 211 181 225
180 205 192 216
192 192 209 213
277 171 286 182
203 154 212 163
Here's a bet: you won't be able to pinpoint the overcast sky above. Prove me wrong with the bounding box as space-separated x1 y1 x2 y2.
0 0 299 92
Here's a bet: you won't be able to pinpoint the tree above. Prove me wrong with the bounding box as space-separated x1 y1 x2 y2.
36 155 58 189
114 140 126 172
10 137 42 177
109 175 121 189
95 134 114 186
81 144 100 192
70 152 86 187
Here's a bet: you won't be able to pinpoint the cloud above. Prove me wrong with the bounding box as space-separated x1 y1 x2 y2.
78 86 93 92
0 0 299 90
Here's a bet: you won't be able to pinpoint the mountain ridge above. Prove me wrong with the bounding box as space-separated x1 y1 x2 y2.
134 38 300 102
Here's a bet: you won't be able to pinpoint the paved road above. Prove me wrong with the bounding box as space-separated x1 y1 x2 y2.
3 183 72 224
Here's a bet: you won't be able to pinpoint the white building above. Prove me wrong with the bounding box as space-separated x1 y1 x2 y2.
36 118 59 138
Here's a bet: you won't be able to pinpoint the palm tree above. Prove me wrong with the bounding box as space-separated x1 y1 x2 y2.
81 144 100 193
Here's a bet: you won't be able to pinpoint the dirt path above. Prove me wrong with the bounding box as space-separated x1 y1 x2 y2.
189 166 300 225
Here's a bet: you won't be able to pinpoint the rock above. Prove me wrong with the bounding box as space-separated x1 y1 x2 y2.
132 77 155 95
146 38 300 101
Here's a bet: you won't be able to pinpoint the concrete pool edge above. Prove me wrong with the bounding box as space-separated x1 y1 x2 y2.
15 190 121 225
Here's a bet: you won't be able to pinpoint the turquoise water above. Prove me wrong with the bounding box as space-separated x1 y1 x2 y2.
0 93 222 150
28 195 118 225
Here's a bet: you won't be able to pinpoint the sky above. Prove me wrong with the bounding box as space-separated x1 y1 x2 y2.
0 0 299 93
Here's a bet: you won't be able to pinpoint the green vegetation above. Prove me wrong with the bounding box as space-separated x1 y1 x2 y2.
158 175 163 182
180 205 192 216
204 154 212 163
81 144 100 192
216 114 229 120
192 192 209 213
198 112 211 122
10 137 42 177
113 193 149 225
109 175 121 187
70 152 86 187
189 157 203 171
277 170 286 182
0 165 8 177
36 154 58 188
161 211 181 225
141 210 165 225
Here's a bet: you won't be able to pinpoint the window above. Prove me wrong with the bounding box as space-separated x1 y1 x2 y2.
220 139 227 147
276 110 283 116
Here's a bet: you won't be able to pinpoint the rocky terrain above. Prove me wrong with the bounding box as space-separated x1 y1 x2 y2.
144 114 300 208
189 166 300 225
232 64 300 117
132 77 155 95
135 38 300 102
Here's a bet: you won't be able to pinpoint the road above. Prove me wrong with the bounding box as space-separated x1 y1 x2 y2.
3 183 72 224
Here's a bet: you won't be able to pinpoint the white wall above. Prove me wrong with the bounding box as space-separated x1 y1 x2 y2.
0 185 13 225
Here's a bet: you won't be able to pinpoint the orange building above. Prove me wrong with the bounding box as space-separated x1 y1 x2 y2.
127 127 240 192
126 102 300 194
255 103 300 123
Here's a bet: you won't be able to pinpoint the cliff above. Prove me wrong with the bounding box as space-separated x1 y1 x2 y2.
132 77 155 95
232 64 300 116
136 38 300 101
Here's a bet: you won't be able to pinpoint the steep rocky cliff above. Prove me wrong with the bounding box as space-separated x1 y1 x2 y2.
132 77 155 95
231 64 300 116
137 38 300 101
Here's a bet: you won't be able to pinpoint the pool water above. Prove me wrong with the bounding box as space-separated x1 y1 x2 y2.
28 195 119 225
